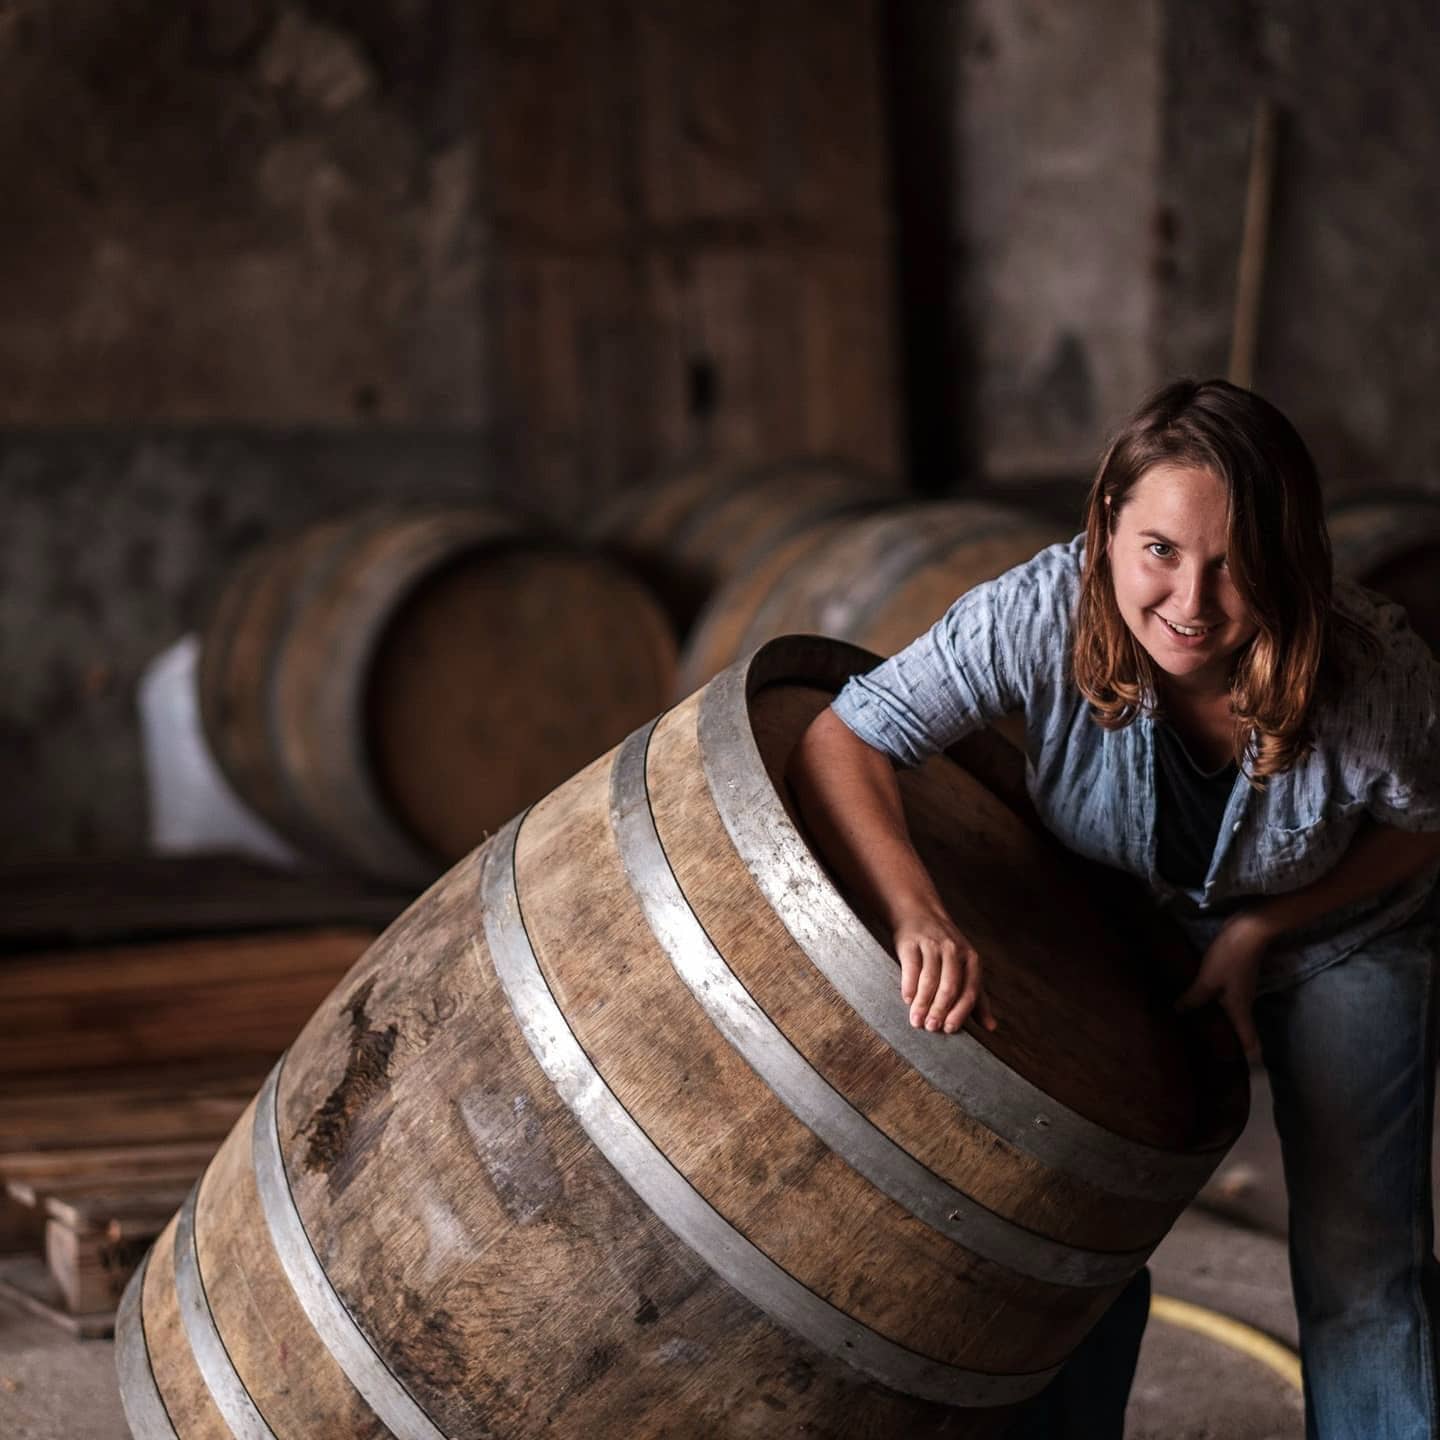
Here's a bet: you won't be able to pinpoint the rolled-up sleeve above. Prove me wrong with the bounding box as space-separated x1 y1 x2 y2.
830 554 1051 767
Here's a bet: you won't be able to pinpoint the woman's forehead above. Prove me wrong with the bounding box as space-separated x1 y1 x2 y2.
1119 463 1230 535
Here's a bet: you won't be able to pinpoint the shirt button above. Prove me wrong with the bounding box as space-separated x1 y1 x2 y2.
1231 821 1242 833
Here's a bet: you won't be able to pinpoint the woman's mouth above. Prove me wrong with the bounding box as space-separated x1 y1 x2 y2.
1157 614 1217 644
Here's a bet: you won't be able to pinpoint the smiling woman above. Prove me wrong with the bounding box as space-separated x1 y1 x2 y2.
788 378 1440 1440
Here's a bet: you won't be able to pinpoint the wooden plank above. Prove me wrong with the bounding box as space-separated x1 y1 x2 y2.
0 852 407 952
0 927 372 1077
0 1083 251 1154
0 1140 216 1188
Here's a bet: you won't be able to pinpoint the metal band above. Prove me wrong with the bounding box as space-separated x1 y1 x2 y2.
174 1184 277 1440
695 637 1229 1203
480 809 1055 1407
115 1254 180 1440
252 1060 448 1440
609 721 1148 1288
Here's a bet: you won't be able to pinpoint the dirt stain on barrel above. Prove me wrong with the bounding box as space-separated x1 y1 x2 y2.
301 975 399 1191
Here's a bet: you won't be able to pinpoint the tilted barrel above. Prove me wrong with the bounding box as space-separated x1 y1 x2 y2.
119 636 1247 1439
197 505 677 886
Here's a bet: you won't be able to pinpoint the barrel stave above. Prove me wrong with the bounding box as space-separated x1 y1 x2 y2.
513 741 1121 1372
192 1095 387 1437
140 1212 232 1439
649 690 1183 1252
269 820 1017 1435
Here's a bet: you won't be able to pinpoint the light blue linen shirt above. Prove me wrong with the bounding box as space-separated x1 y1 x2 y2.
831 534 1440 993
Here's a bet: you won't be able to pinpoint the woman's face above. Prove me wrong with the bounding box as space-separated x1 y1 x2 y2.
1107 462 1259 697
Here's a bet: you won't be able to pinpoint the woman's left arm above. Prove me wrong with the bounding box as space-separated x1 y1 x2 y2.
1179 821 1440 1056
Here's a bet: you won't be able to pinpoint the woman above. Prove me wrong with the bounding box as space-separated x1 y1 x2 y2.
788 379 1440 1438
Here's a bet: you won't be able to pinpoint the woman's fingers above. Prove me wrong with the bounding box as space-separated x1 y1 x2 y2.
906 937 952 1025
949 967 999 1034
895 924 993 1035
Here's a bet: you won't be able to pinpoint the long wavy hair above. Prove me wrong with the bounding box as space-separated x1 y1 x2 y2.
1072 378 1335 783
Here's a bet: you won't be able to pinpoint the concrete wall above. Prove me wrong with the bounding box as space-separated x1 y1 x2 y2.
1159 0 1440 495
0 0 486 424
0 0 900 861
956 0 1161 481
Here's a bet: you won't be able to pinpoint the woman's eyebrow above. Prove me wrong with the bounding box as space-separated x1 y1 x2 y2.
1137 529 1178 545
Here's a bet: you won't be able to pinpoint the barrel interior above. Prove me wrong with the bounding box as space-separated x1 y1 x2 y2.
365 543 675 862
752 678 1246 1155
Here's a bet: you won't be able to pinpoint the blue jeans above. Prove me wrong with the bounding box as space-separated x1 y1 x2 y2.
1255 915 1440 1440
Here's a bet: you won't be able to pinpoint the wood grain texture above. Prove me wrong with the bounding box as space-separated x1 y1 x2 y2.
367 544 676 862
269 840 1008 1435
696 503 1067 681
679 512 873 696
142 1211 232 1439
194 1096 388 1437
515 742 1122 1372
0 928 373 1078
199 506 676 884
121 636 1245 1435
648 691 1185 1251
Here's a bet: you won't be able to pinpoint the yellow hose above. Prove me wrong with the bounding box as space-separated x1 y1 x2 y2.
1150 1293 1303 1393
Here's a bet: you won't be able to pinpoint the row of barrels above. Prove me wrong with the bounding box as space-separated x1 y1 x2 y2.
193 477 1440 888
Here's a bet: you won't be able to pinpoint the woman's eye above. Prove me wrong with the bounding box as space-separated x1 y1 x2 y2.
1146 542 1174 559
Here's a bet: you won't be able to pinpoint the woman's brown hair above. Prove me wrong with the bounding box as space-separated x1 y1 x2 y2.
1072 378 1334 782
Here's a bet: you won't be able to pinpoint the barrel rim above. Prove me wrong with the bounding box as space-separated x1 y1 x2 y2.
483 812 1059 1408
695 633 1247 1199
612 716 1152 1287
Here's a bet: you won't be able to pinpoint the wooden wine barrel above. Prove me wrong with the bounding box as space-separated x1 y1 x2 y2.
118 636 1247 1439
1328 496 1440 654
591 457 896 635
679 501 1070 698
197 505 677 886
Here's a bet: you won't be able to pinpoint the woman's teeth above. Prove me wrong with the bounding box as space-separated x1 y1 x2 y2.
1160 616 1211 637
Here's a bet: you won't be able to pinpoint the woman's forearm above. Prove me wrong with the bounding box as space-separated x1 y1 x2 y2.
1250 820 1440 943
786 709 948 928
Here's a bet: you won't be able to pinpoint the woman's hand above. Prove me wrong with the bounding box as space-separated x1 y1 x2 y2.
1176 911 1273 1059
894 909 998 1035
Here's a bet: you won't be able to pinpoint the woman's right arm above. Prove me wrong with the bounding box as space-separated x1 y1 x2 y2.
786 707 997 1035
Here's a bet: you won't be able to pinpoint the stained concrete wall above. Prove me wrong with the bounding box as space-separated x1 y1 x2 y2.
1159 0 1440 494
0 0 486 424
956 0 1162 481
0 0 900 862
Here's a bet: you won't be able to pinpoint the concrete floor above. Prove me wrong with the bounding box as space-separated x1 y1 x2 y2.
0 1202 1304 1440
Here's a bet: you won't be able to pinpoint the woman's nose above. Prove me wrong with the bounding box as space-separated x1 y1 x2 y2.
1177 564 1211 618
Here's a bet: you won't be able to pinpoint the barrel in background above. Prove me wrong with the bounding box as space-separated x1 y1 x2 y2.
591 457 898 636
1328 496 1440 654
197 505 677 886
118 635 1248 1439
677 501 1069 761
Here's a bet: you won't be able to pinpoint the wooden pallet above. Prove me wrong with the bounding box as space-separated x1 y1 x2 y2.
1 1146 206 1336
